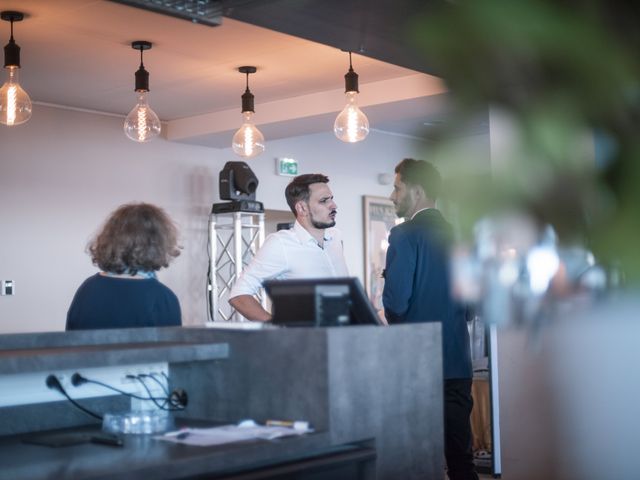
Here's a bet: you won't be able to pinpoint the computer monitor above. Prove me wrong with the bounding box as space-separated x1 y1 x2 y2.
263 277 384 327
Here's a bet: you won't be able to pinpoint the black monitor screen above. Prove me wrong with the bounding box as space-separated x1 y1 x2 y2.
263 277 383 327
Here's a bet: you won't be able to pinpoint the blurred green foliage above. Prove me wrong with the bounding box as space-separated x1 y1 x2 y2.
412 0 640 280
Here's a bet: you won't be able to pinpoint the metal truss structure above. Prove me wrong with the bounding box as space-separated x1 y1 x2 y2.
208 210 265 322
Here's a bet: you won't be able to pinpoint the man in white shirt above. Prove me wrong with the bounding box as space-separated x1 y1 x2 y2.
229 173 349 321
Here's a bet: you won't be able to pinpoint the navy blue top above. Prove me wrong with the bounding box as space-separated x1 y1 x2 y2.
66 273 182 330
383 209 472 380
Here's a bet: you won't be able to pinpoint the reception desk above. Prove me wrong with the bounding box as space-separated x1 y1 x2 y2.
0 324 443 479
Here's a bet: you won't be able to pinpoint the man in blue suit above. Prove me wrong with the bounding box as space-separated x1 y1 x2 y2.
383 159 477 480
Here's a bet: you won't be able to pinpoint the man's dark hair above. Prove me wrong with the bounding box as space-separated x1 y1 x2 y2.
395 158 442 201
89 203 180 275
285 173 330 215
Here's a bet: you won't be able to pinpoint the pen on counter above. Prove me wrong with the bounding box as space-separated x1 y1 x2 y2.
265 420 310 430
265 420 295 427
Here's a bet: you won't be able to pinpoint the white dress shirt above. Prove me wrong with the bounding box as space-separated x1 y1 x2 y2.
229 221 350 298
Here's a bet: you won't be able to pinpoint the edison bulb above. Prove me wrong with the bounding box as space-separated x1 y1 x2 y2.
0 66 32 126
232 111 265 158
124 92 161 142
334 91 369 143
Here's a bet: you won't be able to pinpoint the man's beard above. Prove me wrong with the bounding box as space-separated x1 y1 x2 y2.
311 211 336 229
394 204 407 219
394 198 410 218
311 218 336 229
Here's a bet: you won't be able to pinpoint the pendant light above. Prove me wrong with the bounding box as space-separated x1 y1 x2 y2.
334 51 369 143
232 66 265 159
124 40 161 143
0 11 32 126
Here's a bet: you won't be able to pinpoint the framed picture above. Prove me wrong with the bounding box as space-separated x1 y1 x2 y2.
362 196 401 309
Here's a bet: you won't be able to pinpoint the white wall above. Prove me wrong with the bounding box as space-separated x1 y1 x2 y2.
0 105 470 333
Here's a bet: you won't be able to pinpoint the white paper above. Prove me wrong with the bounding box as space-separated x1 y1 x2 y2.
156 423 312 447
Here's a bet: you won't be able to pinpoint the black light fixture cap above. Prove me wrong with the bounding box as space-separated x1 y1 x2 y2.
1 11 24 22
131 40 152 92
131 40 152 51
4 37 19 68
241 89 255 113
344 67 359 93
238 66 257 113
135 65 150 92
238 66 257 75
2 11 25 68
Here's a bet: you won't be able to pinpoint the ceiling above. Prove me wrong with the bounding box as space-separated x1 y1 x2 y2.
0 0 484 147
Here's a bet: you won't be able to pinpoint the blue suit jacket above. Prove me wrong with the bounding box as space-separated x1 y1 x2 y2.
383 209 472 380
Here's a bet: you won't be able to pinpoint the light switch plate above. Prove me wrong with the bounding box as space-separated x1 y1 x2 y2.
1 280 14 296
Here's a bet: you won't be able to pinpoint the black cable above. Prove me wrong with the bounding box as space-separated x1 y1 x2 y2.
151 373 185 407
157 371 188 409
207 262 213 321
135 376 184 411
72 372 184 411
46 375 103 421
141 375 187 410
72 373 167 402
141 373 170 396
135 376 171 410
207 227 213 321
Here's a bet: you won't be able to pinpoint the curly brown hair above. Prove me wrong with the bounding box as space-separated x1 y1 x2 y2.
89 203 180 275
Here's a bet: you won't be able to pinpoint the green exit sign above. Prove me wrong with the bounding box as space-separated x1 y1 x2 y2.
276 157 298 177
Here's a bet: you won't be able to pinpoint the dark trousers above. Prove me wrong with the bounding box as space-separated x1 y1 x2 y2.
444 378 479 480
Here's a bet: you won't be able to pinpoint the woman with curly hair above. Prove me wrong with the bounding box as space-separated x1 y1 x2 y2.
66 203 182 330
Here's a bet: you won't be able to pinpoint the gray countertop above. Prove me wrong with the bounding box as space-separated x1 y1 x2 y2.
0 327 231 374
0 422 367 480
0 340 229 375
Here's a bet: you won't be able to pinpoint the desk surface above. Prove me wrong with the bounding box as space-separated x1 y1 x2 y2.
0 420 369 480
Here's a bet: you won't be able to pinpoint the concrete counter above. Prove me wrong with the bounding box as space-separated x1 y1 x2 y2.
0 324 443 479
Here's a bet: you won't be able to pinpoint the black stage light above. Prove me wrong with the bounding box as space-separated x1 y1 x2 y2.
213 161 264 213
219 161 258 201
